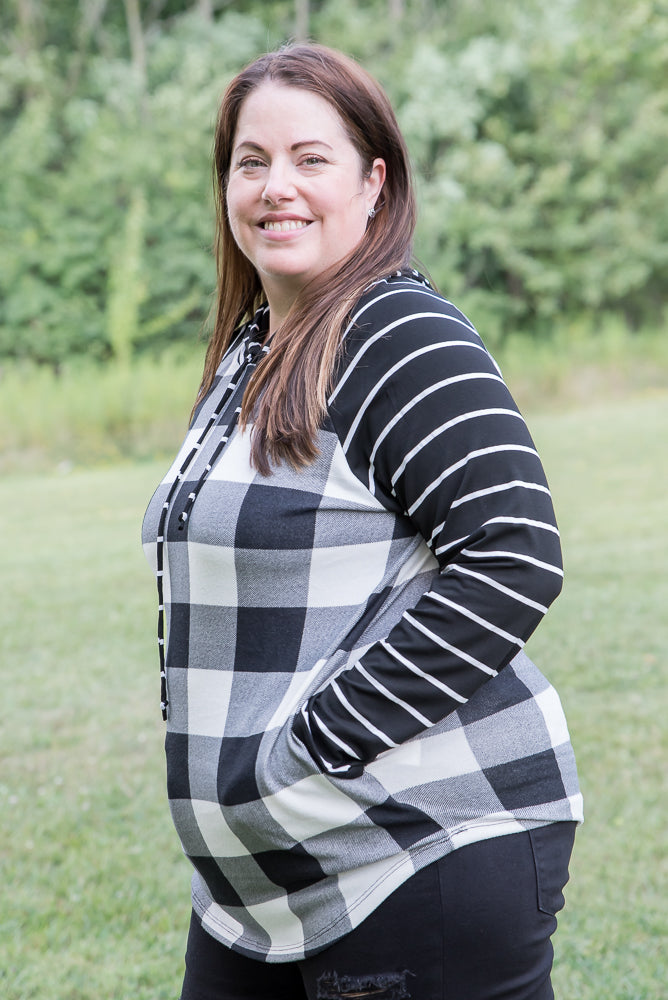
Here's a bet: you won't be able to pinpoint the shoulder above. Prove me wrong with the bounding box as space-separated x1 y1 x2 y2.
331 271 498 404
347 270 481 348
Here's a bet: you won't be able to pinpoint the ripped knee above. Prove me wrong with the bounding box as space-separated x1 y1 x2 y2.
316 970 414 1000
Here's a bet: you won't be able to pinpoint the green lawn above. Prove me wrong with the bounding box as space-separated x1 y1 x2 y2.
1 392 666 999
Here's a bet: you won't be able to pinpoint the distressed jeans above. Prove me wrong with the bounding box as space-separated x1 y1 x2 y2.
180 822 576 1000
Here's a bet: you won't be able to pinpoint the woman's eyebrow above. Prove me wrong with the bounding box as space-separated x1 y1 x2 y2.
291 140 334 151
233 140 265 153
234 139 334 153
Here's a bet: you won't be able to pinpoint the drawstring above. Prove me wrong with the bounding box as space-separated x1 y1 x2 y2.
176 332 269 527
155 308 270 720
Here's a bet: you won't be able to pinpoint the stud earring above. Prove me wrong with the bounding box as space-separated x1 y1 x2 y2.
368 207 376 219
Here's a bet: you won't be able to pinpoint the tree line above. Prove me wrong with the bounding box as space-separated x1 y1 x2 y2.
1 0 666 367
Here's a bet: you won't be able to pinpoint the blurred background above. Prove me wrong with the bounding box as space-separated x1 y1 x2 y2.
1 2 666 998
1 0 667 467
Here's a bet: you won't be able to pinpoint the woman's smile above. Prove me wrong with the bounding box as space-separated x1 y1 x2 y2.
258 214 313 239
260 217 312 234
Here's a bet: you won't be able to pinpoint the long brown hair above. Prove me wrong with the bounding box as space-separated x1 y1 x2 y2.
198 43 417 474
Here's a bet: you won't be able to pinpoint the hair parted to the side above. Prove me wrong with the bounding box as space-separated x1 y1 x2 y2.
198 43 417 474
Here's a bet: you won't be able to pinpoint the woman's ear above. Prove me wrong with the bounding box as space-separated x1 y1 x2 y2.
365 158 386 212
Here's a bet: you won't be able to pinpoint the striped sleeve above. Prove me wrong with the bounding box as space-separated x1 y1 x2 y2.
293 279 564 777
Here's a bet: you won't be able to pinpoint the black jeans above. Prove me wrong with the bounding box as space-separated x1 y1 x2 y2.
180 823 576 1000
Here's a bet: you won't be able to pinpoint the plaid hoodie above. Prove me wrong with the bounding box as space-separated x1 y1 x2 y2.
142 272 582 962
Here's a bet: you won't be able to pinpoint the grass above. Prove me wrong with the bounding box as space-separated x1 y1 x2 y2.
1 384 667 997
0 462 190 999
0 346 205 474
526 395 668 999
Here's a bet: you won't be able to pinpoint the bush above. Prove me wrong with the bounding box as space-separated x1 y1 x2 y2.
1 0 666 366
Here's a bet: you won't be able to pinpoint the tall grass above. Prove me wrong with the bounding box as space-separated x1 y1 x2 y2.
499 317 668 412
1 323 667 474
0 346 204 473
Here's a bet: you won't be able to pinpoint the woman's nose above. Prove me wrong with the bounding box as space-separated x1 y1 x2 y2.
261 160 296 204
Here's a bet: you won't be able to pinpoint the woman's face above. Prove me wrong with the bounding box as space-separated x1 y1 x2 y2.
226 82 385 319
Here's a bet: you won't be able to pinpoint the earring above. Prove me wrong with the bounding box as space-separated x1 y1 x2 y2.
368 207 376 219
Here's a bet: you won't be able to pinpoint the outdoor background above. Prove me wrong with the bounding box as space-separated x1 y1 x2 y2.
1 1 666 997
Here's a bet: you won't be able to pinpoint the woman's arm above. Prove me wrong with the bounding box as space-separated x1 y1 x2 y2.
293 279 563 776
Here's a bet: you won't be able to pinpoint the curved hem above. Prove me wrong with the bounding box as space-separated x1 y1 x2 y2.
189 812 582 963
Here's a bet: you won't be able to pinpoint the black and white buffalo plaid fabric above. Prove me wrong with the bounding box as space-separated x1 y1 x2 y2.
143 272 582 962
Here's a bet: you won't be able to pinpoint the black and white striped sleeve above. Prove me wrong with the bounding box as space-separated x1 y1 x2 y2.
293 281 564 777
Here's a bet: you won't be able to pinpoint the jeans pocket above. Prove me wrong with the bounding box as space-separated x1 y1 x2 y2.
528 822 576 915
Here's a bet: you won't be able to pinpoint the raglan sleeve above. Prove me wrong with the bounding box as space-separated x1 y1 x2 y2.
292 285 564 777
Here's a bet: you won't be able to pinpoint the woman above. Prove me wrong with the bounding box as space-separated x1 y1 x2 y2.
143 43 582 1000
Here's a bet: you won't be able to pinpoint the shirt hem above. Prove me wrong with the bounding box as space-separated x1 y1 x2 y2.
190 811 581 963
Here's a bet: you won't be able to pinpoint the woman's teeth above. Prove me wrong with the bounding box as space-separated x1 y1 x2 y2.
262 220 309 231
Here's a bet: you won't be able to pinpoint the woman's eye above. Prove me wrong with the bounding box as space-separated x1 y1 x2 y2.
239 157 265 169
302 155 326 166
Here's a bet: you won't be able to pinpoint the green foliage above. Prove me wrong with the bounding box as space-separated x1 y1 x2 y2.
0 6 268 367
393 2 668 339
106 188 147 365
1 0 667 366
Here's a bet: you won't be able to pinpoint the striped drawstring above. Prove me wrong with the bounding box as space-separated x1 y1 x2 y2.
155 312 269 720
